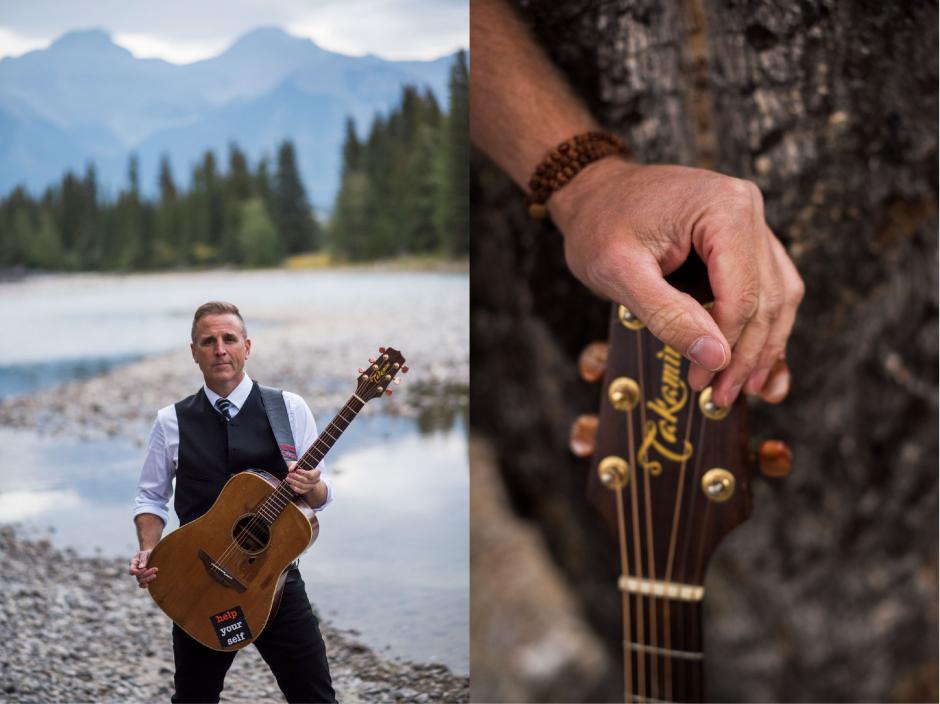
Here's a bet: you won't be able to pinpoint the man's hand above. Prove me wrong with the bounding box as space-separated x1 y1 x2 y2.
286 461 326 507
129 549 157 589
549 158 804 408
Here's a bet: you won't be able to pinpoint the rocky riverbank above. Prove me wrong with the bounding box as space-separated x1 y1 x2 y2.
0 270 468 443
0 527 468 703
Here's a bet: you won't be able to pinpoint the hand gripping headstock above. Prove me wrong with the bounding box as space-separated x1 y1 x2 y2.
580 302 755 588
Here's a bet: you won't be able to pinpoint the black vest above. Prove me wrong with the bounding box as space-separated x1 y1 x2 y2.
175 382 288 525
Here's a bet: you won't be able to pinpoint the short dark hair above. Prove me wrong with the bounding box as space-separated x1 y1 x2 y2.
191 301 247 342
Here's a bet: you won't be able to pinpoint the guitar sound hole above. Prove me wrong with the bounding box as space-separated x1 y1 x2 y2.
232 515 271 554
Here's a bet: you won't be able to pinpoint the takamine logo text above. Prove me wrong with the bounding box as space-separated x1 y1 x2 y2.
368 362 391 383
637 344 694 475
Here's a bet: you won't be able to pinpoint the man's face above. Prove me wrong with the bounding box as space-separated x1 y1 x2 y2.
190 314 251 391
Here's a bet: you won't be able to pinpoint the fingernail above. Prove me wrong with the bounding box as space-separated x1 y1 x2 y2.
688 337 726 372
764 368 790 401
746 368 770 394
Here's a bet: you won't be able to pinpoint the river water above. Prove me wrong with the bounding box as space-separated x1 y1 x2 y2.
0 269 469 674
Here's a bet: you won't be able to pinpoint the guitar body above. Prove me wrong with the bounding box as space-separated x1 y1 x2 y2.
148 469 319 651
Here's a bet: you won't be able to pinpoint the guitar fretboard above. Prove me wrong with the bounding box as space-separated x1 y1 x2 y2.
623 598 704 703
257 394 365 522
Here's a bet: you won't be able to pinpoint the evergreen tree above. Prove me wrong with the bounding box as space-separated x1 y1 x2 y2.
221 143 252 260
437 49 469 256
77 164 101 268
362 114 400 257
238 197 282 267
273 140 321 253
227 143 252 199
57 170 83 254
331 171 373 260
158 155 177 201
189 150 223 264
154 155 181 267
330 75 463 261
27 212 63 269
341 118 362 172
112 154 145 269
0 188 34 267
256 156 274 207
403 122 443 253
331 121 370 259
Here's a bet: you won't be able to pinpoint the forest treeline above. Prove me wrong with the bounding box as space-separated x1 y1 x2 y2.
331 50 468 259
0 50 468 270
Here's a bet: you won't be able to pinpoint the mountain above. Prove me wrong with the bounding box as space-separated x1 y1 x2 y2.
0 27 455 209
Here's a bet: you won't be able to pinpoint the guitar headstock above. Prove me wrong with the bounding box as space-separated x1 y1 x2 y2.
355 347 408 402
585 300 753 588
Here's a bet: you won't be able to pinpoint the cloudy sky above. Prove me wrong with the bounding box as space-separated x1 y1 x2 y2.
0 0 468 62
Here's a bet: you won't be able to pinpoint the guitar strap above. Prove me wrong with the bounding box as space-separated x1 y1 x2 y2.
257 385 299 464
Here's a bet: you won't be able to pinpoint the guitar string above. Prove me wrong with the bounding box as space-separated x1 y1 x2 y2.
213 398 362 572
215 398 362 572
675 416 708 702
624 401 646 702
214 400 360 570
661 385 698 702
635 329 660 700
614 450 634 701
689 415 717 704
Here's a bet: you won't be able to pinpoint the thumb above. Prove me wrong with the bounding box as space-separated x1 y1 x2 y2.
616 256 729 372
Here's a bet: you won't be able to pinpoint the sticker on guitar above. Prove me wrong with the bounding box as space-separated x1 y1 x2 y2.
210 605 253 649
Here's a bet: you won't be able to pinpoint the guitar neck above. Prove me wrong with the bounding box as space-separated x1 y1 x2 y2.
623 597 704 703
585 278 752 703
296 393 366 471
261 394 365 514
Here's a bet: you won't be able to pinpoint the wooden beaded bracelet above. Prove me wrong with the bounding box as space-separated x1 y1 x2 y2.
524 131 631 220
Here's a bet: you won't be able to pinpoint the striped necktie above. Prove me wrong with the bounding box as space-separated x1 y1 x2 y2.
215 397 234 422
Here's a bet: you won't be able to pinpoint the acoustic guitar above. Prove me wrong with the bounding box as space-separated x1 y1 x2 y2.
147 347 407 652
571 260 791 703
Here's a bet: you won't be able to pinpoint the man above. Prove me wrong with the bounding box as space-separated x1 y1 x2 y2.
471 0 804 407
128 301 335 704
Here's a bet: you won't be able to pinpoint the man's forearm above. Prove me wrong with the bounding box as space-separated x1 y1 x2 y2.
134 513 165 551
470 0 601 187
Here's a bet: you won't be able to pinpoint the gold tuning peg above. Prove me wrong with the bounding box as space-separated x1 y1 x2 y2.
379 346 386 353
758 439 793 478
569 414 599 457
402 365 409 374
578 341 609 383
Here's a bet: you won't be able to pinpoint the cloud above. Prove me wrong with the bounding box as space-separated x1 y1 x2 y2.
0 1 467 62
113 32 230 64
288 0 468 60
0 26 51 58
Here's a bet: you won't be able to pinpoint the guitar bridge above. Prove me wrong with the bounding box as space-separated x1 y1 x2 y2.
198 550 247 593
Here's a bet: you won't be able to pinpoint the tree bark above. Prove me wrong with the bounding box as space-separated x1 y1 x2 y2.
469 1 938 701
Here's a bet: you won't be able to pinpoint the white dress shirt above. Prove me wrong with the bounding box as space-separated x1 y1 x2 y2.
134 373 333 525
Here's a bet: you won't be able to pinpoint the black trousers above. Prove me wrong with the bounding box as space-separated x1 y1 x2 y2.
170 569 335 703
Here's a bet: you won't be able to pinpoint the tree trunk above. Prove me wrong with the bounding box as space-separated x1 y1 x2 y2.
469 1 938 701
